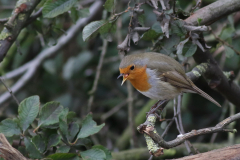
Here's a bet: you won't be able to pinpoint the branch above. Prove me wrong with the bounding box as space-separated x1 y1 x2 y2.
185 0 240 25
137 64 238 156
0 77 19 105
174 144 240 160
112 143 230 160
0 133 27 160
184 0 240 107
24 7 43 27
0 1 104 105
210 28 240 55
0 0 41 62
142 113 238 150
88 39 108 111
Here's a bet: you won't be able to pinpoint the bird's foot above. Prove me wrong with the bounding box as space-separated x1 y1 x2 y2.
146 99 168 118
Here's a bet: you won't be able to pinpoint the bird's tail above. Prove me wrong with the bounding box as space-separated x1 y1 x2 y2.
192 85 221 107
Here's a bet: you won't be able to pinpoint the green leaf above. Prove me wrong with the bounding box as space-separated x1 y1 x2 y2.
219 26 235 40
59 115 69 143
162 34 180 50
57 145 71 153
68 122 79 142
176 8 190 16
47 153 79 160
63 51 92 80
18 95 40 132
79 8 90 18
138 14 145 27
99 22 116 41
197 18 202 26
76 114 105 139
48 134 62 148
70 8 90 23
74 138 92 149
224 45 235 58
104 0 115 12
0 118 21 137
70 7 79 23
67 111 77 122
141 29 161 41
81 148 106 160
183 43 197 57
36 101 64 129
43 0 78 18
82 20 107 41
171 20 187 37
32 135 46 153
152 22 162 33
92 145 112 160
24 137 43 159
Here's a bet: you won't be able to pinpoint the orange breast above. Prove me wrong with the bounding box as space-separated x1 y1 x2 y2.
129 67 151 92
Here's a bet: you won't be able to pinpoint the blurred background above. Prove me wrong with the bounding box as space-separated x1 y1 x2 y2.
0 0 240 159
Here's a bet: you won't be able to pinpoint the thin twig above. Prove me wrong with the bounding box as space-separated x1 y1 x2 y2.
173 99 182 134
127 81 137 148
0 77 19 105
211 29 240 55
228 102 236 145
174 98 191 154
101 96 136 122
177 95 184 134
88 40 108 112
210 100 229 143
0 18 8 23
172 0 176 14
24 7 43 27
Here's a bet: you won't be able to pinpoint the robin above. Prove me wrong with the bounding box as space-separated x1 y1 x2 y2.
118 52 221 107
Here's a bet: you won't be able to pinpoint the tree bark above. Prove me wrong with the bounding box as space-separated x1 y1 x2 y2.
184 0 240 107
173 144 240 160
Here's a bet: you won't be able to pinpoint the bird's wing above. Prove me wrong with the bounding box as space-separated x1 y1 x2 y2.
158 70 196 92
159 70 221 107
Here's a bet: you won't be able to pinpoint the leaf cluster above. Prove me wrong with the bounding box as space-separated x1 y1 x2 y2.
0 96 110 160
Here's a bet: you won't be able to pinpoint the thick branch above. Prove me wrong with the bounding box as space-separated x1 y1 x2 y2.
185 0 240 25
184 0 240 107
143 113 238 149
112 143 230 160
0 133 27 160
175 144 240 160
193 48 240 107
0 0 41 62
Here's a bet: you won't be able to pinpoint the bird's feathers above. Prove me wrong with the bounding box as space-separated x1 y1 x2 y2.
119 52 221 107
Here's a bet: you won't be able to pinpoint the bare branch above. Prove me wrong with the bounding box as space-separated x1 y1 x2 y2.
185 0 240 25
88 40 108 112
142 113 238 150
0 77 19 105
0 1 104 105
210 28 240 55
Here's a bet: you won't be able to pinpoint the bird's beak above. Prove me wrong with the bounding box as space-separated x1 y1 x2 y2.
117 73 128 86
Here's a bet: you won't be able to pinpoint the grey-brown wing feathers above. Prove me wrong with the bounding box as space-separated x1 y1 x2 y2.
160 71 221 107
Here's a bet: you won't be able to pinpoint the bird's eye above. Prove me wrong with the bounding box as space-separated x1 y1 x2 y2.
130 65 135 70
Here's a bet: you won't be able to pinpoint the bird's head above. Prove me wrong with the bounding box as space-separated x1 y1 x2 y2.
118 55 147 85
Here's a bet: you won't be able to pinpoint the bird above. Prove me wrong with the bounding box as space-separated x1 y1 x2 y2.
118 52 221 107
